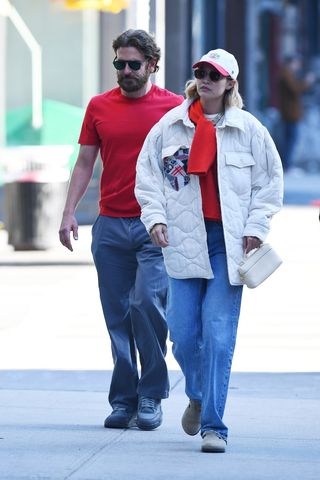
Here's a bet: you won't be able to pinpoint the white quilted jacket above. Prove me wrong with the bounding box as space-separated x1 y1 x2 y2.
135 99 283 284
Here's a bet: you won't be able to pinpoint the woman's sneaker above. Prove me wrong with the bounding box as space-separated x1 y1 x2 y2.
181 400 201 435
201 431 227 453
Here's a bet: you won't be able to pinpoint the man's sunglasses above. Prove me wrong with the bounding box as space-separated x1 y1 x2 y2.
194 69 227 82
113 57 143 71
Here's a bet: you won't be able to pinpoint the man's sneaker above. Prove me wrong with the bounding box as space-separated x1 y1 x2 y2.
136 397 162 430
181 399 201 435
201 431 227 453
104 407 136 429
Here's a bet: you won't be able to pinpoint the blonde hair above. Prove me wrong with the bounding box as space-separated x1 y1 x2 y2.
184 79 244 109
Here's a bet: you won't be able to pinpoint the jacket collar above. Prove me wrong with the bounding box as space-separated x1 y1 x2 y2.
167 99 194 128
222 106 246 132
168 99 246 132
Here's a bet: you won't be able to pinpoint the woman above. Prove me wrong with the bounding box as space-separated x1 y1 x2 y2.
135 49 283 453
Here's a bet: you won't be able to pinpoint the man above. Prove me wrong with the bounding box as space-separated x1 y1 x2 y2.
59 29 183 431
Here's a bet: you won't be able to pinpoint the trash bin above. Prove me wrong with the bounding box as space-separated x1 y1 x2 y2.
0 145 73 250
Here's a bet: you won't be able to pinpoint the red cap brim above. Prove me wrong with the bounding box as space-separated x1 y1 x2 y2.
192 60 229 77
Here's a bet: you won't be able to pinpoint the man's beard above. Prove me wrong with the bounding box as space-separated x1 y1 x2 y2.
117 71 149 92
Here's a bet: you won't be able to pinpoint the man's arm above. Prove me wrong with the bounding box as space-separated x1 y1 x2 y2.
59 144 99 251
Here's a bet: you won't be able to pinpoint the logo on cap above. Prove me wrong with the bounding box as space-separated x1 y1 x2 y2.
208 52 220 59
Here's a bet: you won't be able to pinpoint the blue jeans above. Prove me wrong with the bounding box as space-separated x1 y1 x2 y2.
91 216 169 412
167 221 243 439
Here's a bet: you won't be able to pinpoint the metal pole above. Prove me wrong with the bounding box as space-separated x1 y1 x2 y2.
191 0 205 62
245 0 259 116
3 0 43 129
155 0 165 88
82 9 100 106
0 13 6 145
125 0 150 30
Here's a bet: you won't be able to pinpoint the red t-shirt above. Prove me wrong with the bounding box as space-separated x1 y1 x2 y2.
200 161 222 222
78 85 183 217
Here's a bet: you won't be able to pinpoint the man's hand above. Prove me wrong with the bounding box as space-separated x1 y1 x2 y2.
150 223 169 248
243 236 262 254
59 213 78 252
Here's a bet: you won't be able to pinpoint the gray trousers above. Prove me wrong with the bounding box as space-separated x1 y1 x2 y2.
91 216 169 411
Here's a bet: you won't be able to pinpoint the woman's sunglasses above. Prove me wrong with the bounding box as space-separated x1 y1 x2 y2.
113 57 143 71
194 69 226 82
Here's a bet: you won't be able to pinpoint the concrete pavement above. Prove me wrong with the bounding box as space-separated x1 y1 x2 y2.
1 370 320 480
1 205 320 372
0 205 320 479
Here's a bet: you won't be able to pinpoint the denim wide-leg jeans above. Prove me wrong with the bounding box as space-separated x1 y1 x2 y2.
167 221 243 439
91 216 169 412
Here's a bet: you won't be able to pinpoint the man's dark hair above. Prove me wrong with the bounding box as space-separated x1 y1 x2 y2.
112 29 160 72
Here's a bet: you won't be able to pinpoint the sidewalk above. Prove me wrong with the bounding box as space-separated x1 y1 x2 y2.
0 206 320 479
1 370 319 480
1 206 320 372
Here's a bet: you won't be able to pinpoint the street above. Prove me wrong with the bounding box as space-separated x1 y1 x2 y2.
0 205 320 480
0 205 319 373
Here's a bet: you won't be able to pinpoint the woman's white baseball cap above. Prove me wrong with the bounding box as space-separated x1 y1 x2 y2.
193 48 239 80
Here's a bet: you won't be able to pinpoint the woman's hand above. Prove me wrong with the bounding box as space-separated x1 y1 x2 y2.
243 236 262 254
150 223 169 248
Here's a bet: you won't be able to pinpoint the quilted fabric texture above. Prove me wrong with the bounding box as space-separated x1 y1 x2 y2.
135 100 283 284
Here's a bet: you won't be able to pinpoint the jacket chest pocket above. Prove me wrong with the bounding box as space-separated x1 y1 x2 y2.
225 152 255 168
162 145 190 191
224 151 255 195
